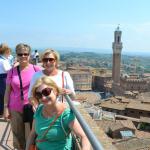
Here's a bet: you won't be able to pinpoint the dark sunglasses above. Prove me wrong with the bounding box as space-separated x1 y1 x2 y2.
42 58 55 63
17 53 29 57
35 87 52 99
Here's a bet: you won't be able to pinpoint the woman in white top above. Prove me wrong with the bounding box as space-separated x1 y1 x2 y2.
0 43 12 116
28 49 75 109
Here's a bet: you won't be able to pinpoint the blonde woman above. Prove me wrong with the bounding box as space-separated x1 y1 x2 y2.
4 43 41 150
28 49 75 110
26 76 90 150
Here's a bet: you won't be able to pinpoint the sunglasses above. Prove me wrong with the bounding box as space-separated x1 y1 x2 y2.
42 58 55 63
17 53 29 57
35 87 52 99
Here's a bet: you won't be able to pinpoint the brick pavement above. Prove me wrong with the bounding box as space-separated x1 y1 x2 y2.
0 118 13 150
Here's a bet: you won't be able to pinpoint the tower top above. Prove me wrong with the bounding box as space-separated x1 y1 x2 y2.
116 24 120 31
112 24 123 52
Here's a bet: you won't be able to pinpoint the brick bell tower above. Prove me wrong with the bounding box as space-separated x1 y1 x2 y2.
112 26 123 87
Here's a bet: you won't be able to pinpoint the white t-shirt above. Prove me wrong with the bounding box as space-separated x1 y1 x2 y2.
28 70 75 101
33 52 39 59
0 55 12 74
8 55 14 66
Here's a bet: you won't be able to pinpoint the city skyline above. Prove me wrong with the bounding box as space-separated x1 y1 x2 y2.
1 0 150 53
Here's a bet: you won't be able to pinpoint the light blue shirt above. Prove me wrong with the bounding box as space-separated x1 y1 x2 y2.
0 55 11 74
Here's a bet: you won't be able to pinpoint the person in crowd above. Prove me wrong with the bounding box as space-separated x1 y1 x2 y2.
28 48 75 110
8 54 14 66
31 49 39 65
0 43 12 116
4 43 41 150
0 43 16 66
26 76 90 150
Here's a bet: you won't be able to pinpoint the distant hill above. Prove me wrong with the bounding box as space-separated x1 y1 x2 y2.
60 51 150 72
11 47 150 57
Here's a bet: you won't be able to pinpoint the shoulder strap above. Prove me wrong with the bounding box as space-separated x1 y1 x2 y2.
62 71 64 88
11 68 14 78
33 65 37 72
36 110 64 143
62 71 64 102
42 114 60 138
61 111 68 136
17 66 24 101
0 55 5 60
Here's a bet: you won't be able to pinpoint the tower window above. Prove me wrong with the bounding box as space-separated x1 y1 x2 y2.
117 36 120 43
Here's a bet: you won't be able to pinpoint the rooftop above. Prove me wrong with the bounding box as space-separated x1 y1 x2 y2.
114 138 150 150
98 96 150 112
76 91 101 104
126 102 150 111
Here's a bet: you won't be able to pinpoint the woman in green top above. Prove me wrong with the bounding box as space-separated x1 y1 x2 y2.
26 76 90 150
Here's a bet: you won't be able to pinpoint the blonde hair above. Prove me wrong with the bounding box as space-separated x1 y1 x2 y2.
0 43 11 55
32 76 62 99
16 43 31 54
41 48 60 67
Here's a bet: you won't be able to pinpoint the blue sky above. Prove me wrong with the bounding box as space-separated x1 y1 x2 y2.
1 0 150 53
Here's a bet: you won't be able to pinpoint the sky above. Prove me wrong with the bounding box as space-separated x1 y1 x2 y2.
1 0 150 53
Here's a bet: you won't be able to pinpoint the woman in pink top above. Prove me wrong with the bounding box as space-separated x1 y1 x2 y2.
4 43 41 150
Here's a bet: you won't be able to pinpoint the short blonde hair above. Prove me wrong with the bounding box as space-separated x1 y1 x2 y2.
16 43 31 54
41 48 60 67
0 43 11 55
32 76 62 99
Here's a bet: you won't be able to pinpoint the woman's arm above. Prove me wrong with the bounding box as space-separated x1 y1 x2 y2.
25 120 37 150
3 60 11 72
3 84 11 119
69 119 91 150
63 71 76 100
28 73 39 111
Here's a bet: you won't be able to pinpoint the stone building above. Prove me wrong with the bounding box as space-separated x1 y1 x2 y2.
99 96 150 122
93 73 112 92
67 67 92 91
120 76 149 92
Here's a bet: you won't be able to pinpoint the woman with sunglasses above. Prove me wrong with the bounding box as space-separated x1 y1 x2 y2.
4 43 41 150
28 48 75 110
26 76 90 150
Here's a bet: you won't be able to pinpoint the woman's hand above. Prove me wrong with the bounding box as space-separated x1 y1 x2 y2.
29 97 39 112
62 88 76 100
62 88 72 95
3 107 11 121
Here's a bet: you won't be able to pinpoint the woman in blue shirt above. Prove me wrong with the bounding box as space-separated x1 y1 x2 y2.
26 76 90 150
